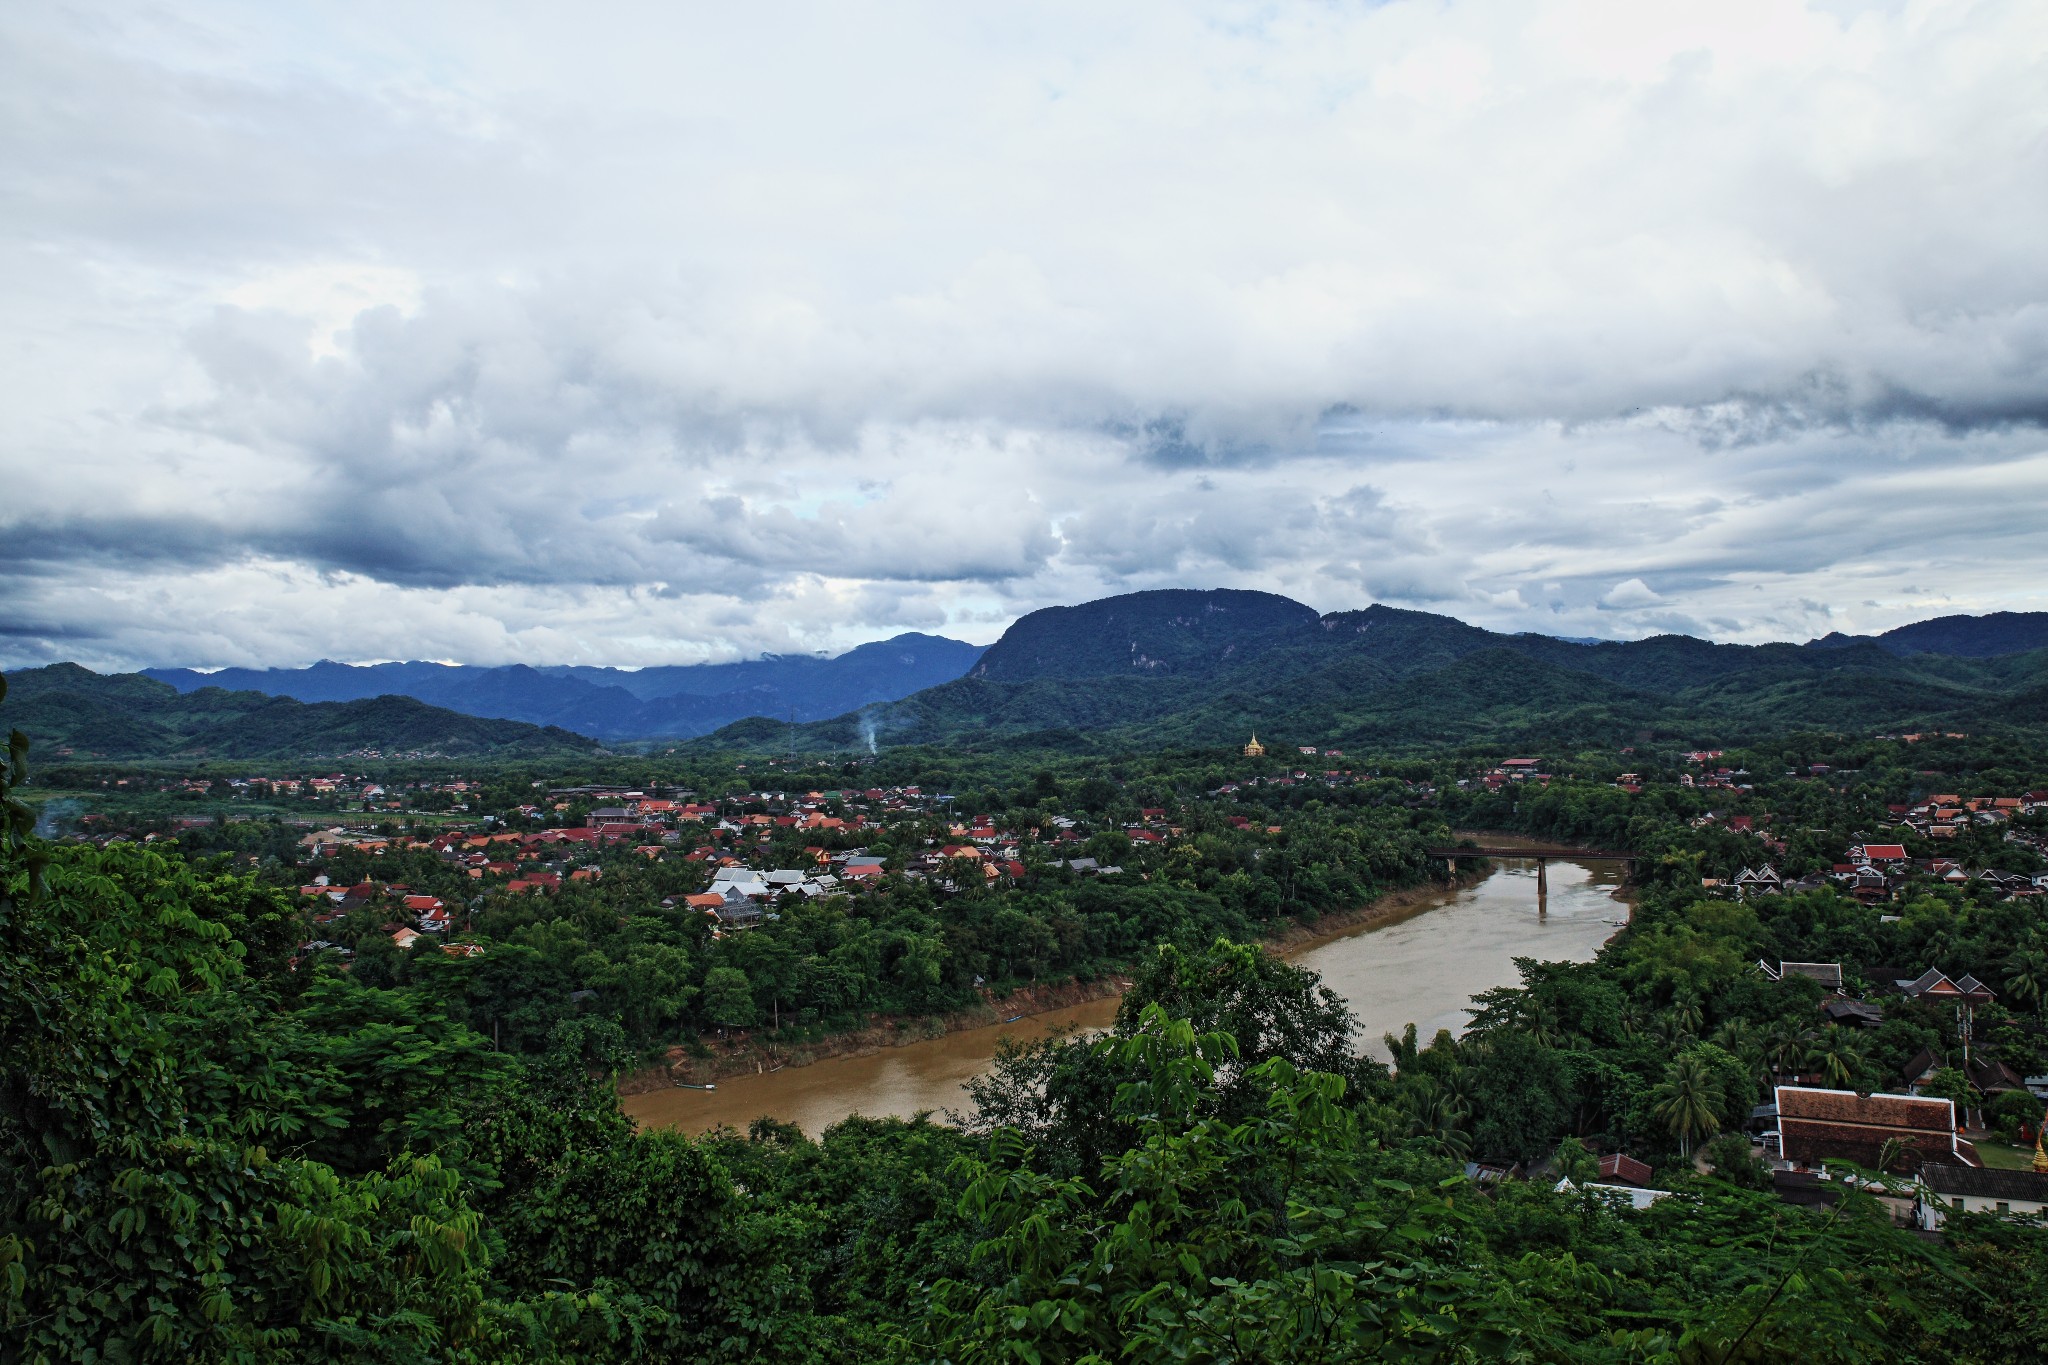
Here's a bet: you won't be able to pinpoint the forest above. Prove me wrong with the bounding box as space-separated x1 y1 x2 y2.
6 675 2048 1362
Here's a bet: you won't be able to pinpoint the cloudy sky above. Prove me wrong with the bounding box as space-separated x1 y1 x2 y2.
4 0 2046 670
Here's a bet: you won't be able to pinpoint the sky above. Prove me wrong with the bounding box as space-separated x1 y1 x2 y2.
3 0 2046 671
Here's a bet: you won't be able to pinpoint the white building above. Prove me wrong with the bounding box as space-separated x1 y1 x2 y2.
1916 1161 2048 1229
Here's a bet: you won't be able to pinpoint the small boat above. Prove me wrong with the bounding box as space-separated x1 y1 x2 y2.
673 1081 718 1091
1002 1014 1026 1023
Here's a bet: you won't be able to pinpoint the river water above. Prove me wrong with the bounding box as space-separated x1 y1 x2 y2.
624 849 1627 1136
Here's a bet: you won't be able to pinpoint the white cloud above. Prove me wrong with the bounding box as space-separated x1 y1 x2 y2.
2 0 2047 667
1600 578 1664 610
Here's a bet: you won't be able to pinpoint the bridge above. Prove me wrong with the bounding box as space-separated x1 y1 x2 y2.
1425 845 1642 901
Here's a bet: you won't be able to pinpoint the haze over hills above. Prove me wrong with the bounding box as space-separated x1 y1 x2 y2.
143 633 984 741
699 590 2048 754
0 664 598 761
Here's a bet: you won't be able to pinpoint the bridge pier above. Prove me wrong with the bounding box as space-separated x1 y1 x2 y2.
1425 846 1640 914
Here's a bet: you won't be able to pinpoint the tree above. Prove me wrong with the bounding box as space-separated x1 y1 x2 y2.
1988 1088 2044 1143
925 1005 1544 1363
1648 1052 1725 1157
1811 1026 1865 1090
1764 1019 1817 1083
0 815 502 1361
1702 1132 1769 1190
2003 942 2048 1017
1919 1066 1974 1109
1552 1135 1598 1186
702 965 758 1031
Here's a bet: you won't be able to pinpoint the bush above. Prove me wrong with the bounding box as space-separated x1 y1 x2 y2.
1702 1132 1771 1190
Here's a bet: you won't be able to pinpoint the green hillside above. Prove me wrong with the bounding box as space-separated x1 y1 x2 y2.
0 663 601 760
689 594 2048 754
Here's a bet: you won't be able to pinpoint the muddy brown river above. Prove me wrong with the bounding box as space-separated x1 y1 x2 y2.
624 848 1628 1136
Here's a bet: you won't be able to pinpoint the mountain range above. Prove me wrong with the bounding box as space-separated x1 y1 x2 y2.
695 591 2048 754
143 633 984 741
0 665 597 762
13 593 2048 760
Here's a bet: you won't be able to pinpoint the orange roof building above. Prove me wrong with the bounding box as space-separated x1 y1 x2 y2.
1775 1085 1978 1171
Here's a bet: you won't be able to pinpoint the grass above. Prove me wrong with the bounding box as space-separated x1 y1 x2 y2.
1974 1140 2040 1171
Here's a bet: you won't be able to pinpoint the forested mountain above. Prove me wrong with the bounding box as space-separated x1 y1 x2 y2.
1871 611 2048 658
700 594 2048 752
144 633 984 740
0 664 599 760
68 594 2048 755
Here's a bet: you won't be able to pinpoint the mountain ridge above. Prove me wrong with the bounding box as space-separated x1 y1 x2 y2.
1 665 599 761
694 593 2048 752
143 632 983 740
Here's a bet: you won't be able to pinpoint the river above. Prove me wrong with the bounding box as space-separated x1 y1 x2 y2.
623 849 1627 1136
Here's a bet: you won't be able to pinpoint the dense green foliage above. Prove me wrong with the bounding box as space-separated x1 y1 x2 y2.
7 664 2048 1362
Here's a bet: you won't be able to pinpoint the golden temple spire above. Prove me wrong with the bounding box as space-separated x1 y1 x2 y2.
2033 1125 2048 1175
1243 735 1265 757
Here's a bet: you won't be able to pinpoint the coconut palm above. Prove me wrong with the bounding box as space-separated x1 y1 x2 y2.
1710 1019 1765 1084
2004 944 2048 1017
1811 1026 1865 1090
1763 1020 1817 1083
1649 1053 1725 1157
1709 1017 1758 1058
1401 1076 1473 1161
1668 993 1704 1041
1522 997 1566 1048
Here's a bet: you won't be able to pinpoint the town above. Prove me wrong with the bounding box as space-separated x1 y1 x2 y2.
26 726 2048 1246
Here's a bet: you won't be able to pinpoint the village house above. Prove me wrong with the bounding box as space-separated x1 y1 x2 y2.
1916 1150 2048 1229
1893 969 1997 1004
1597 1153 1654 1188
1754 961 1844 991
1553 1178 1670 1211
1731 865 1780 896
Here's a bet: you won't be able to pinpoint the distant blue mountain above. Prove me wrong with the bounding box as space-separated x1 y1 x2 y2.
145 633 984 740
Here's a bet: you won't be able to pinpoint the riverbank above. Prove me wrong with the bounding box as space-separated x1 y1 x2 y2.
1264 869 1486 953
620 973 1134 1094
619 866 1482 1095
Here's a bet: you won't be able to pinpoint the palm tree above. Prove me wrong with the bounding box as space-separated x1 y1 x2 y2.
2004 944 2048 1017
1649 1053 1725 1158
1710 1018 1759 1058
1668 994 1704 1041
1811 1027 1864 1090
1763 1021 1817 1084
1522 998 1566 1048
1401 1076 1473 1161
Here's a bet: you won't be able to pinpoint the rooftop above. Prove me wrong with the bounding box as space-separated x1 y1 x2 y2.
1776 1086 1955 1135
1921 1165 2048 1203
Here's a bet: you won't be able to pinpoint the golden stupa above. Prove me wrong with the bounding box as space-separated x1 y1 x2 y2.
1242 735 1265 757
2034 1127 2047 1175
